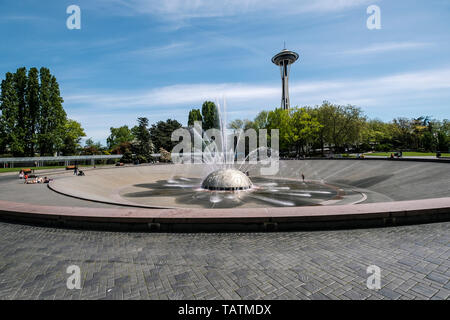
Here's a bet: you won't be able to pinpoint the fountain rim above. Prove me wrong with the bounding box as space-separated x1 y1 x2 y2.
1 159 450 231
1 196 449 232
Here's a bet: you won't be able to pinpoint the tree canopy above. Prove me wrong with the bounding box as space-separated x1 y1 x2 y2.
149 119 182 153
230 101 449 156
132 117 155 162
201 101 219 130
60 119 86 155
107 125 135 149
188 109 202 127
0 67 71 156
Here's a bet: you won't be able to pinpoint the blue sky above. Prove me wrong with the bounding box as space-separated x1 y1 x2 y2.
1 0 450 143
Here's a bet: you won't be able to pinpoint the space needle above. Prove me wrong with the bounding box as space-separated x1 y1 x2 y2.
271 47 299 111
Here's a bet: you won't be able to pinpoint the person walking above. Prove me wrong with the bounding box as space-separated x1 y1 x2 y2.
301 173 305 182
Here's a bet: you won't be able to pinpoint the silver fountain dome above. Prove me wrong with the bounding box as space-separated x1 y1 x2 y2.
201 169 252 191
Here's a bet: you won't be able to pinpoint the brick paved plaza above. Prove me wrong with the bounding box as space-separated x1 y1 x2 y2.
0 220 448 300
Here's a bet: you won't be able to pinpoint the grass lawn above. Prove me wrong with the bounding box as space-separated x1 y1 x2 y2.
0 164 112 173
364 152 450 157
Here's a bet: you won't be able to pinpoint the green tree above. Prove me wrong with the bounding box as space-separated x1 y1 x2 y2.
13 67 28 155
0 67 78 156
228 119 244 130
360 119 393 151
121 149 134 163
288 107 322 156
266 108 291 153
188 109 202 127
38 69 67 155
49 74 67 153
435 119 449 152
391 117 414 149
131 117 154 161
37 67 52 154
228 119 255 132
107 125 135 149
149 119 182 152
201 101 219 130
25 67 39 156
82 138 104 155
61 119 86 155
265 107 321 156
314 101 365 153
111 141 130 154
159 147 171 162
253 110 269 130
0 72 20 155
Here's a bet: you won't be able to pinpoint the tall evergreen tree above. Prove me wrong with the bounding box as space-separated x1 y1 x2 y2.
188 108 202 127
0 67 78 156
0 73 19 154
149 119 182 152
25 67 39 156
133 117 154 161
37 67 52 155
14 67 27 155
201 101 219 130
47 74 67 154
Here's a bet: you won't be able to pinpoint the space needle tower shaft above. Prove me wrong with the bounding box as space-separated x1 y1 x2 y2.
271 48 299 111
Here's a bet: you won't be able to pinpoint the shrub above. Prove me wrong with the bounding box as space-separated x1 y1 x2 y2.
159 148 171 163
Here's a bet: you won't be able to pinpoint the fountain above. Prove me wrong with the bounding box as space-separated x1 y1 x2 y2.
42 97 450 230
107 99 354 208
47 99 372 209
47 99 366 209
201 169 252 191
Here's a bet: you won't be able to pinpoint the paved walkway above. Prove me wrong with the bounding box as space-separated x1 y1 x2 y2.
0 221 448 300
364 155 450 160
0 171 117 208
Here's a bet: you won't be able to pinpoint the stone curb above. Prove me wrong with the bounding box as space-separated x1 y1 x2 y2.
0 197 449 232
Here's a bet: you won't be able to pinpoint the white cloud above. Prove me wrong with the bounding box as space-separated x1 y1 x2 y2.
127 42 193 56
337 42 432 55
96 0 375 19
0 15 48 23
65 67 450 109
64 67 450 141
